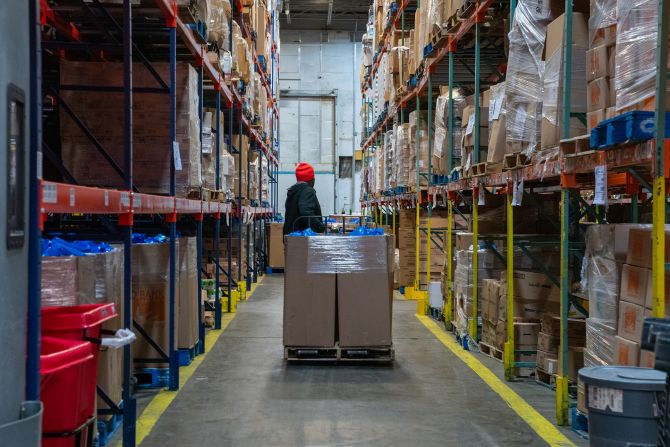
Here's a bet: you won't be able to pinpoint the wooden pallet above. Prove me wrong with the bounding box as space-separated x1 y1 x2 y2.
430 26 450 49
559 134 591 158
472 162 502 176
479 341 503 361
535 367 558 387
284 345 394 363
502 152 531 171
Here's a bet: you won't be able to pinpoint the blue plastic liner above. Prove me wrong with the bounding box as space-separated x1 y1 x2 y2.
348 226 385 236
131 233 169 244
42 237 115 257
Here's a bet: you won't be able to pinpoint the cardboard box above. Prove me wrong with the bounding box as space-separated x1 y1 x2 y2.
537 331 560 354
487 115 507 163
618 300 645 342
586 45 609 81
615 335 640 366
627 227 670 269
41 256 96 307
283 238 336 347
639 349 656 368
568 347 585 382
536 349 557 373
591 24 617 47
541 314 586 340
132 242 180 368
266 222 284 268
337 272 393 347
513 270 560 302
587 109 606 131
178 237 199 349
620 264 649 307
587 77 610 112
515 322 541 347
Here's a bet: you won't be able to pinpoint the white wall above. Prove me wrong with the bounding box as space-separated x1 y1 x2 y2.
278 30 362 216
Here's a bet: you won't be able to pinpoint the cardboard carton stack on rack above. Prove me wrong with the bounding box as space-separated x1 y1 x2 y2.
396 209 454 288
585 0 617 130
60 62 202 197
582 225 670 369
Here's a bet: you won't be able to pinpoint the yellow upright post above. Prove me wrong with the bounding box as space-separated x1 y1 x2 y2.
445 196 453 323
652 175 666 317
504 184 515 380
413 202 421 301
392 201 396 237
469 187 479 341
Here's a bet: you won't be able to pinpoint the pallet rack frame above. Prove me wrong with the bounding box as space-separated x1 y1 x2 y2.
34 1 279 446
359 0 670 426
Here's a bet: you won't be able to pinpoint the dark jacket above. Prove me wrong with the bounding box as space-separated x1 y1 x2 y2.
283 182 326 235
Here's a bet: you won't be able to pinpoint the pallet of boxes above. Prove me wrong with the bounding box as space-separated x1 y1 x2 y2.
283 233 395 362
577 224 666 412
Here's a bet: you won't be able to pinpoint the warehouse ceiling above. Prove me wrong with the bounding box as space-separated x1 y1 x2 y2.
279 0 370 33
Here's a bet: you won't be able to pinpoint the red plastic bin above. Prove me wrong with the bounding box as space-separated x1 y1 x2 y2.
41 303 118 348
41 336 96 447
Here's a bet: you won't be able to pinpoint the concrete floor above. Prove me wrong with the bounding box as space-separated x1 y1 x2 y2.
139 274 586 447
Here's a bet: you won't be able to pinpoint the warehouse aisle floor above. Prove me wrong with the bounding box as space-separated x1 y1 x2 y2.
139 275 585 447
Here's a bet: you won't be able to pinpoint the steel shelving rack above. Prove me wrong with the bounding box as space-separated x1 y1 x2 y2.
33 1 279 446
359 0 669 426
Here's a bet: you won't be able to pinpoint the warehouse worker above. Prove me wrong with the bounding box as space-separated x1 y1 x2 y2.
283 162 326 235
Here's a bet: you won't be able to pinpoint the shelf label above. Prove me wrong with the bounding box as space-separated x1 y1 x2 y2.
478 186 485 206
588 385 623 413
492 98 503 121
465 114 475 135
104 190 109 208
594 165 608 206
173 141 183 171
43 183 57 204
121 192 130 208
69 189 75 207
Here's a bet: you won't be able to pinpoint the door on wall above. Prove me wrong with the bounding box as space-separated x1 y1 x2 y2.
278 95 336 216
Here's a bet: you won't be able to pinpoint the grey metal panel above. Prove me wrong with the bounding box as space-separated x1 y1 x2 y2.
0 0 30 429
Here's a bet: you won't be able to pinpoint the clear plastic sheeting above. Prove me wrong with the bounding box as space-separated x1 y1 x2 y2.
504 0 558 155
615 0 670 111
201 0 232 50
395 123 412 187
589 0 617 46
585 317 616 366
302 235 394 274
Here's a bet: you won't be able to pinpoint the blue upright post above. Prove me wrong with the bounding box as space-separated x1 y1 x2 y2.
197 66 205 354
168 24 179 392
27 0 42 403
227 0 234 312
215 91 222 329
122 0 137 444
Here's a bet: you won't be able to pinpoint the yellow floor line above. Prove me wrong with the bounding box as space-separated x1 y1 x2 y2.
416 315 575 447
114 275 266 446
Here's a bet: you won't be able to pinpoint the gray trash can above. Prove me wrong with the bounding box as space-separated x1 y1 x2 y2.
579 366 666 447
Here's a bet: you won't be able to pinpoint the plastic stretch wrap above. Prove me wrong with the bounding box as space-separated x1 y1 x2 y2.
615 0 670 110
132 242 173 368
202 0 232 50
542 46 587 139
60 62 201 196
581 225 621 322
589 0 616 46
384 130 394 189
296 235 394 274
585 317 616 366
395 124 412 186
504 0 557 155
41 248 123 308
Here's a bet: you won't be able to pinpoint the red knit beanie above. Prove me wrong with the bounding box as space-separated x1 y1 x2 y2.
295 162 315 182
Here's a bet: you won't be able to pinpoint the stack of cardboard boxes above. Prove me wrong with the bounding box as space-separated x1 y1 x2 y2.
266 222 284 269
586 0 617 131
283 235 394 349
397 209 449 287
535 316 586 380
541 12 588 149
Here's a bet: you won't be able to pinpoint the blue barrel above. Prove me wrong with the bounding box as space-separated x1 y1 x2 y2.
579 366 666 446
